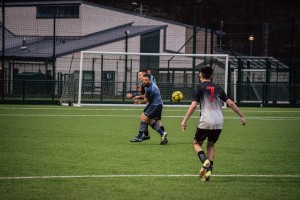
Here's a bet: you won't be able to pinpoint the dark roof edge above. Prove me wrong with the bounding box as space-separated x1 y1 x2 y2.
84 22 134 37
56 25 167 58
1 1 82 7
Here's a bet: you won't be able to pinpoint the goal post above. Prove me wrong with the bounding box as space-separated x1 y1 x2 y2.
60 51 229 107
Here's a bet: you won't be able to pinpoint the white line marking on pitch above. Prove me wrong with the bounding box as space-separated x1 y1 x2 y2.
0 113 299 120
0 106 300 113
0 174 299 180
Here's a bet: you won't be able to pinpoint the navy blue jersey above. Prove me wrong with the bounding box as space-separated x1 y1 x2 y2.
193 81 229 129
144 82 163 105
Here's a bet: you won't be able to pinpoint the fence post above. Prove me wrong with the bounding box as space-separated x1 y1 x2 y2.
100 54 103 103
227 61 231 98
265 58 271 104
22 80 26 103
237 58 243 105
122 81 126 102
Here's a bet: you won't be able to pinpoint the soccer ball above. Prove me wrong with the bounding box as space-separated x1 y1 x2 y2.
172 91 184 102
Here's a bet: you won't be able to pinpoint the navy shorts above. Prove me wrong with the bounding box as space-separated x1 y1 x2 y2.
143 104 162 120
194 128 222 143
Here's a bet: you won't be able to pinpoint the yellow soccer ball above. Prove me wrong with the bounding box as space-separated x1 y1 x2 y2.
172 91 184 102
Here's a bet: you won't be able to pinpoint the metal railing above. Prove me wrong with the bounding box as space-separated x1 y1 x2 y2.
0 79 299 106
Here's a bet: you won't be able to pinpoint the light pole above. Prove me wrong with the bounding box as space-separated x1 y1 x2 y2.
248 34 254 56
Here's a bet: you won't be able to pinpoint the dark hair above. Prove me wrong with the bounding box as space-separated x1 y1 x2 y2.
200 66 213 79
139 70 147 74
143 73 151 79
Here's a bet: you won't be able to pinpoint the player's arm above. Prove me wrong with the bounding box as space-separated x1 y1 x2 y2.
135 96 148 104
181 101 198 131
226 98 246 125
133 94 145 99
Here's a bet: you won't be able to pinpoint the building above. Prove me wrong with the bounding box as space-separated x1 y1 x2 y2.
0 0 220 104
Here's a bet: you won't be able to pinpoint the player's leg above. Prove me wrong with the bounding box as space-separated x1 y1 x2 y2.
145 104 167 144
153 119 167 143
130 110 149 142
154 105 167 144
138 105 150 140
155 119 165 132
194 128 211 179
201 129 222 181
201 141 214 181
142 124 150 140
130 120 148 142
147 118 164 137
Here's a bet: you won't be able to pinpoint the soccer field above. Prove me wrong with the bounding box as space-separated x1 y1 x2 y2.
0 105 300 200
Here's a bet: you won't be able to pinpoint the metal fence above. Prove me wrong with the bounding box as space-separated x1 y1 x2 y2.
0 79 299 106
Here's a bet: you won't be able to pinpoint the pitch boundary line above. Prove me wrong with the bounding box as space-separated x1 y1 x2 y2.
0 174 299 180
0 113 299 120
0 106 300 113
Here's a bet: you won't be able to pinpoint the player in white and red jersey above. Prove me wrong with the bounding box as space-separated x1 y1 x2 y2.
181 66 246 181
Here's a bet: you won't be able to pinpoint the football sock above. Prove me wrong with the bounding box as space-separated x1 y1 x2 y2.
150 122 164 136
143 126 149 136
160 125 165 132
138 122 148 138
208 160 213 171
197 151 207 163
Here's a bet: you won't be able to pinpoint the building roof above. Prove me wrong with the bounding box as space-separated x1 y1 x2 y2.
215 48 289 70
228 56 289 70
1 23 167 60
2 0 206 30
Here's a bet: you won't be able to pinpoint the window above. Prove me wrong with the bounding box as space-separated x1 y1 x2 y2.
37 6 79 18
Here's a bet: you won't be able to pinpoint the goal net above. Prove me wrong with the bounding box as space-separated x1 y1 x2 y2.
60 51 229 107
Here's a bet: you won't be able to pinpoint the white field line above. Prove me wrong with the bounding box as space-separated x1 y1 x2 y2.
0 113 299 120
0 106 300 113
0 174 299 180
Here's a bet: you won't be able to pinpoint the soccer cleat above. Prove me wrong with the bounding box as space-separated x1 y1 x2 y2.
160 138 168 145
160 132 168 145
142 135 150 141
130 137 142 142
199 159 210 179
200 170 211 182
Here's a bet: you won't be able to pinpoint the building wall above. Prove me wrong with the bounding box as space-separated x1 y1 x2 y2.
1 3 187 53
81 4 186 53
1 7 82 36
185 27 218 54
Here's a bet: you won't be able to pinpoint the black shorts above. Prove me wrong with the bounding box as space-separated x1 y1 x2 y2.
194 128 222 143
143 104 162 120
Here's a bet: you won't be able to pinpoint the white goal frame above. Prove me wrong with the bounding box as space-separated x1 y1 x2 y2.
73 51 229 107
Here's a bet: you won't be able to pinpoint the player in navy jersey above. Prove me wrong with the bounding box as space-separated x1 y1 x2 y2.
127 70 165 142
130 73 168 145
181 66 246 181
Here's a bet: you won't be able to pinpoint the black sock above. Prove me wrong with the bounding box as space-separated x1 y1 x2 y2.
208 160 213 171
197 151 207 163
160 125 165 132
144 126 149 136
138 122 147 138
150 122 164 136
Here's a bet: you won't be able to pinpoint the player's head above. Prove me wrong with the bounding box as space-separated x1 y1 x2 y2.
146 69 151 74
138 70 147 82
143 73 151 86
199 66 213 81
